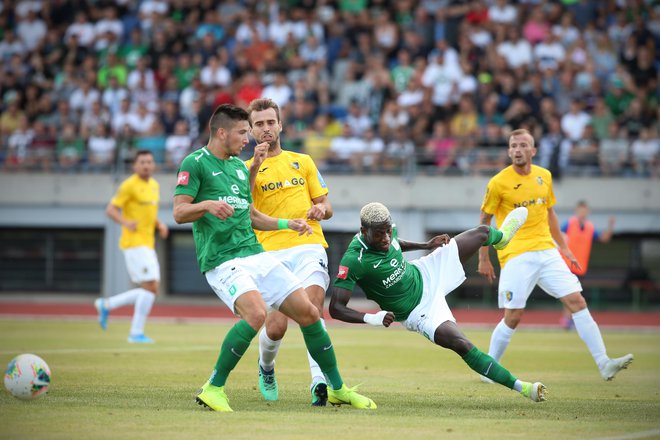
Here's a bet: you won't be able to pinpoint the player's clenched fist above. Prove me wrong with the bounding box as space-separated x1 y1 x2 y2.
206 200 235 220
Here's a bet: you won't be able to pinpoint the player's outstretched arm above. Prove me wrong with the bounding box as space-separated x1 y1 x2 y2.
249 204 313 235
399 234 450 252
173 194 234 224
549 207 582 272
329 287 395 327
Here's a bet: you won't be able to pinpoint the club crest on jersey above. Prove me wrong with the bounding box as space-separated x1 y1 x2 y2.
537 176 543 185
337 265 349 280
177 171 189 185
236 169 246 180
291 161 300 170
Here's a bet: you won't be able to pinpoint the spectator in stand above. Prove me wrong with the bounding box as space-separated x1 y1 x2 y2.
630 127 659 177
164 120 191 171
56 123 85 171
102 76 129 116
98 53 129 89
450 95 478 140
568 124 600 172
199 55 231 89
262 71 293 109
127 58 156 92
345 100 372 136
16 9 47 52
620 99 651 140
127 103 157 136
0 98 26 138
599 123 629 176
382 126 415 172
497 27 533 70
538 116 571 178
0 29 27 62
87 124 117 171
561 99 592 142
425 120 457 172
65 11 95 48
81 100 111 139
488 0 517 26
69 76 101 116
234 71 263 109
5 116 33 171
94 7 123 52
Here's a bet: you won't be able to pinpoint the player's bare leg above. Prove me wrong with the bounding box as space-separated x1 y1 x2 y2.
435 321 546 402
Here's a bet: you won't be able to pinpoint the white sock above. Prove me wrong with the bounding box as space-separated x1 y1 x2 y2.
513 380 523 393
130 289 155 336
489 319 516 362
307 318 326 384
572 308 609 369
259 328 281 371
106 288 143 310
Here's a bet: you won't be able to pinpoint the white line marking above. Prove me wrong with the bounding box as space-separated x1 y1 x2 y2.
596 428 660 440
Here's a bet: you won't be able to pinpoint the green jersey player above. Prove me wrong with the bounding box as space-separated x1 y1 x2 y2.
329 202 548 403
173 104 376 412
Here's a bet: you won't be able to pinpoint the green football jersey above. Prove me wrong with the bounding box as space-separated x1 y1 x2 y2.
174 147 264 273
334 227 424 321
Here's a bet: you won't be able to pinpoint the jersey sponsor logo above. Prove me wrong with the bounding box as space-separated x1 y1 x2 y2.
219 195 249 210
382 260 407 288
390 259 399 267
177 171 189 185
513 197 547 208
317 170 327 188
337 265 348 279
260 177 306 192
513 183 522 189
231 184 240 195
291 161 300 169
236 169 246 180
212 171 223 176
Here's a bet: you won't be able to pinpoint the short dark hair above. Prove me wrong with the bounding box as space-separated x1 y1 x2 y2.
208 104 249 138
133 150 154 163
246 98 281 125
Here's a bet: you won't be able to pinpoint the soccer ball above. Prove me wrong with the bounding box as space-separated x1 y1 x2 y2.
4 354 51 400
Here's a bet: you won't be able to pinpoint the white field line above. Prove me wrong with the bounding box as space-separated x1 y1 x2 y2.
595 428 660 440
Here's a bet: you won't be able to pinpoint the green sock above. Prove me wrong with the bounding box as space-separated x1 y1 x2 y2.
300 320 343 390
209 320 257 387
462 347 516 389
483 226 504 246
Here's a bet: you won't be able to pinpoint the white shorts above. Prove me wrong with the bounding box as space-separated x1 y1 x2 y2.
205 253 302 314
268 244 330 290
498 248 582 309
123 246 160 283
403 239 466 343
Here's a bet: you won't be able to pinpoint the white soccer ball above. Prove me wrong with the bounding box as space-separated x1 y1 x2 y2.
4 354 51 400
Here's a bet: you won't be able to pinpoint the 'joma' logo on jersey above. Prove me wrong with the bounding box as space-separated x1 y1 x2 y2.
260 178 306 192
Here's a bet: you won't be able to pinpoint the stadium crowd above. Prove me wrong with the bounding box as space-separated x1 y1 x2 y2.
0 0 658 177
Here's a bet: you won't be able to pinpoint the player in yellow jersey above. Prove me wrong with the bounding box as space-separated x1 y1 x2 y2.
478 129 632 381
94 150 169 343
245 98 333 406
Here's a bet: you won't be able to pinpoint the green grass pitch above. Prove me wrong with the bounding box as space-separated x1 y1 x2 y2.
1 319 659 440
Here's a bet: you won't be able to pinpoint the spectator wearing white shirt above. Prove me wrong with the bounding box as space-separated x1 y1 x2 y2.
16 10 47 51
165 120 192 170
496 27 533 69
345 100 372 136
15 1 42 18
267 10 294 47
299 34 327 64
127 58 156 91
552 13 581 49
94 7 124 51
139 0 169 32
111 98 133 135
65 12 95 47
261 72 293 109
561 100 592 142
69 78 101 115
126 103 156 135
199 55 231 89
488 0 518 25
534 33 566 71
630 127 659 177
87 124 117 170
102 76 129 116
421 51 462 108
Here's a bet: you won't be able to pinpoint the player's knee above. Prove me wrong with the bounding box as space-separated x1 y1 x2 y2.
265 315 289 340
504 315 521 328
243 308 267 331
475 224 490 242
295 303 320 327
